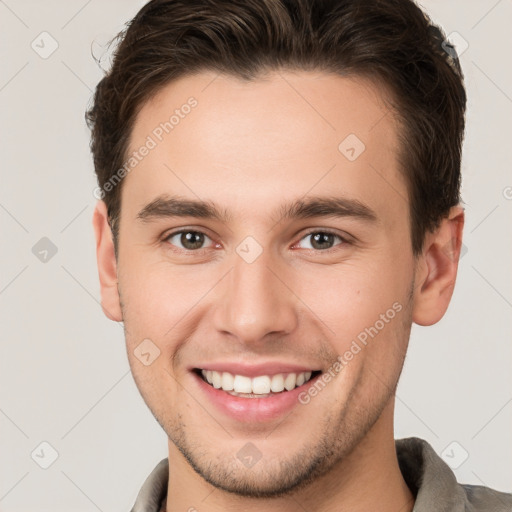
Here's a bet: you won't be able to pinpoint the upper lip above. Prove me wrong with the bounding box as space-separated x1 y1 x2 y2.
191 361 321 378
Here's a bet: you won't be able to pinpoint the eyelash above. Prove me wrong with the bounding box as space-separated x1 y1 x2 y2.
161 228 351 254
294 229 350 250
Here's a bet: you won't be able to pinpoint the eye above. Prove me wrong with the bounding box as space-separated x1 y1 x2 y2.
164 230 215 251
296 231 346 251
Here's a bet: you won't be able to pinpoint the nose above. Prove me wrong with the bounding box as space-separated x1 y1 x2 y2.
212 248 298 345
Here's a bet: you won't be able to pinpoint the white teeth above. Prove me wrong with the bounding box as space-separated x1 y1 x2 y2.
270 374 285 392
252 375 271 394
211 371 222 388
201 369 315 395
233 375 252 393
284 373 296 391
221 372 234 391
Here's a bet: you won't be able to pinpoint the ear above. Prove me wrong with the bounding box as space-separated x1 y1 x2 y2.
92 200 123 322
412 205 465 326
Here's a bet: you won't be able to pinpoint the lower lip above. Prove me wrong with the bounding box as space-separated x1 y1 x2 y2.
192 371 321 423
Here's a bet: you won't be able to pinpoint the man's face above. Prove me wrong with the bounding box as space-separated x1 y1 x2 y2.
115 71 416 495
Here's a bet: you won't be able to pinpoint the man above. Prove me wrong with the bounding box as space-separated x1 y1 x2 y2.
87 0 512 510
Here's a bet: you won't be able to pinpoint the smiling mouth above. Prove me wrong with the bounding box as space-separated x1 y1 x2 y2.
193 368 322 398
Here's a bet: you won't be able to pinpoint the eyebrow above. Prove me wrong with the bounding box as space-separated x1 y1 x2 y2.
136 194 377 225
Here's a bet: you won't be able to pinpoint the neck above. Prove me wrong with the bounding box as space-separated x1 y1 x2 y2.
163 401 414 512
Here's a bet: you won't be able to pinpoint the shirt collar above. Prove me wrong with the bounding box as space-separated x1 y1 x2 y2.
395 437 466 511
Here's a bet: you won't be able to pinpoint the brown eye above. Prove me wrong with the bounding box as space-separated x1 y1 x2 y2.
165 230 213 250
298 231 344 251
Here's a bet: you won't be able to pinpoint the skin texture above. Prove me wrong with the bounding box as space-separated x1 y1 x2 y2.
93 70 464 512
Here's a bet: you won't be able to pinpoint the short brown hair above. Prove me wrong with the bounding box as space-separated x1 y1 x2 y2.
86 0 466 255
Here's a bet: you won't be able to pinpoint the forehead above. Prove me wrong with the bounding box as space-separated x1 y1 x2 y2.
122 70 407 227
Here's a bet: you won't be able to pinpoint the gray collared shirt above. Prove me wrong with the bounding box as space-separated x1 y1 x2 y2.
130 437 512 511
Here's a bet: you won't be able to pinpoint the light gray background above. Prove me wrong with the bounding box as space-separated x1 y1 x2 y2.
1 0 511 510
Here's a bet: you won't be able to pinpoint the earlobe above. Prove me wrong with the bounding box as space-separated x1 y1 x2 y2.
92 200 123 322
412 206 465 326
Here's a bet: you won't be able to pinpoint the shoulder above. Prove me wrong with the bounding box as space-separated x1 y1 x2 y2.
130 458 169 512
460 483 512 510
395 437 512 511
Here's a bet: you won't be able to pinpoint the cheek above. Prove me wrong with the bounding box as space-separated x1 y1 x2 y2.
293 258 409 335
297 265 411 410
119 255 216 336
118 258 221 405
290 257 412 391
